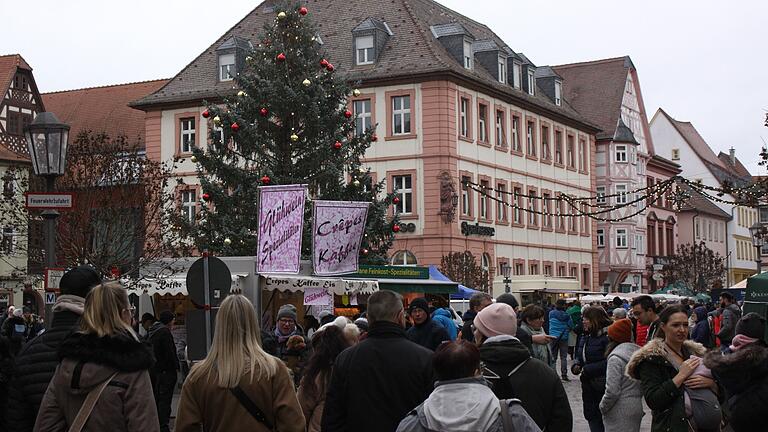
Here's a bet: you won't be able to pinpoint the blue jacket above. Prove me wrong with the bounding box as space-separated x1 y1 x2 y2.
691 306 712 347
548 309 572 340
432 308 458 341
574 327 609 422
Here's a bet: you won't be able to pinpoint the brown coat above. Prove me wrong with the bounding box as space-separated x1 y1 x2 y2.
297 372 329 432
175 358 305 432
34 332 159 432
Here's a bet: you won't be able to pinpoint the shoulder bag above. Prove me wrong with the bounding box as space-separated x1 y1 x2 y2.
68 372 118 432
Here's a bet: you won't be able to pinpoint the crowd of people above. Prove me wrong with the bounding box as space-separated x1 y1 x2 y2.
1 267 768 432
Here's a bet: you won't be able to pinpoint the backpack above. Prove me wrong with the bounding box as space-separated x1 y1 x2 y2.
413 398 535 432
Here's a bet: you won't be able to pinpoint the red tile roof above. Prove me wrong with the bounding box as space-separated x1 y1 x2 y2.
718 152 752 177
655 108 728 171
551 56 630 139
0 144 29 163
42 79 169 147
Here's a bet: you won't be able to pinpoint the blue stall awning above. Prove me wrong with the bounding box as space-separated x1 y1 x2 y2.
428 266 479 300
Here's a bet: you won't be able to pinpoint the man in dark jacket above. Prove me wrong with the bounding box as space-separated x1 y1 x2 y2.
717 292 741 351
6 265 101 432
322 290 434 432
474 302 573 432
143 311 179 432
406 297 449 351
460 292 492 343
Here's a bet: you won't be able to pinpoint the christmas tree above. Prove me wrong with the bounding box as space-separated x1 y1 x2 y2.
177 2 397 264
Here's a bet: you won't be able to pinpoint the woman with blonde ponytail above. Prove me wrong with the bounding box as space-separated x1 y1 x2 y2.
34 282 159 431
175 294 305 432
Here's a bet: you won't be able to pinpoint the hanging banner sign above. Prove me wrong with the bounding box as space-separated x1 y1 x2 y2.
256 185 307 274
303 287 333 306
312 200 370 276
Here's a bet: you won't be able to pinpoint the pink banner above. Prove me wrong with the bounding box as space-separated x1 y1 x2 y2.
312 201 370 276
256 185 306 274
303 287 333 306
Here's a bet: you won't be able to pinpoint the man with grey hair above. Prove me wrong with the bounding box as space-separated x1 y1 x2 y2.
460 292 493 343
322 290 434 432
612 308 628 320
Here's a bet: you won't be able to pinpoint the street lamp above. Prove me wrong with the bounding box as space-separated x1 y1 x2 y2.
501 262 512 294
749 222 767 276
24 112 70 269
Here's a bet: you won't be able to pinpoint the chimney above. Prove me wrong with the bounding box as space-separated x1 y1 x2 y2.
729 147 736 165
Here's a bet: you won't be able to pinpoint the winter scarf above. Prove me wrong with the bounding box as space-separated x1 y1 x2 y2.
730 334 759 352
520 322 551 365
51 294 85 316
275 325 299 344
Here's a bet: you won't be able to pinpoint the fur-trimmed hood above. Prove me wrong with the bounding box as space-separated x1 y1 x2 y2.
58 331 154 372
704 342 768 395
626 338 706 379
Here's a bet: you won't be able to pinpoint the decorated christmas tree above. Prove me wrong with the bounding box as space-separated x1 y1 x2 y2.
177 3 397 264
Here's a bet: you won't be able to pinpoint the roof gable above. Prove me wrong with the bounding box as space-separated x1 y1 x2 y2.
655 108 728 170
717 151 752 178
130 0 597 131
0 54 32 94
552 56 630 138
42 79 168 146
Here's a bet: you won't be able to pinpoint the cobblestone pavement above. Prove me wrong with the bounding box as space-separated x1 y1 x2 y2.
560 357 652 431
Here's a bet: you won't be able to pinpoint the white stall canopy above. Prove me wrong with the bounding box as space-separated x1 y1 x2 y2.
261 274 378 296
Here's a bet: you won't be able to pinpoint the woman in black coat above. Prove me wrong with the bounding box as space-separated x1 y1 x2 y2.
572 306 611 432
0 336 15 431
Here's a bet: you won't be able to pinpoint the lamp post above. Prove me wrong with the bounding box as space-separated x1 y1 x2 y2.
24 112 70 270
749 222 767 276
501 262 511 294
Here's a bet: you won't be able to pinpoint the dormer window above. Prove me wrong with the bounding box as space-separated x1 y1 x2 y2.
463 40 473 69
527 70 535 95
512 61 522 89
554 80 562 106
219 53 235 81
498 56 507 84
356 36 375 65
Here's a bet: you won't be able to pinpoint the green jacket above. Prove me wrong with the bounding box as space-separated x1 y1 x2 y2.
565 305 581 330
626 339 707 432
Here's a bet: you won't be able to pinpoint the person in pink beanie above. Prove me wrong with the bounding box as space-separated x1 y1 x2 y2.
473 302 572 432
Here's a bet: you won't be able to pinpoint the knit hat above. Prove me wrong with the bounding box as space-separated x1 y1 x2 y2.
59 265 102 298
12 308 23 318
409 298 430 315
354 317 369 333
496 293 519 310
159 310 175 325
277 304 298 322
608 318 633 344
735 312 766 340
474 303 517 338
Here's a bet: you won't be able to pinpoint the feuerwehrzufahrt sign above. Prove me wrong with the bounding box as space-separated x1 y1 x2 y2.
25 193 74 210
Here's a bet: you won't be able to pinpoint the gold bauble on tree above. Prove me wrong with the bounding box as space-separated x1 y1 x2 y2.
190 155 197 163
277 11 287 19
237 90 247 97
353 89 361 97
353 179 361 187
224 238 232 245
213 115 221 125
290 133 299 142
302 79 311 87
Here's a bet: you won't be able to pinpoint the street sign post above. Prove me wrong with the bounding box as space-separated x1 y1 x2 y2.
186 254 232 361
44 268 65 292
45 292 57 305
25 193 74 210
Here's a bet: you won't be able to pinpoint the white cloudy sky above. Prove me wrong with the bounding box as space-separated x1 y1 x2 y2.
2 0 766 174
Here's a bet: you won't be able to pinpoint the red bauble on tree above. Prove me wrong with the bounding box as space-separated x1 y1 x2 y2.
202 193 211 201
393 196 401 205
372 134 378 142
298 6 308 15
333 141 342 150
361 248 369 256
320 58 329 67
260 175 271 185
259 107 269 117
277 53 286 62
202 109 210 118
326 63 335 72
344 110 352 118
231 122 240 132
392 224 401 233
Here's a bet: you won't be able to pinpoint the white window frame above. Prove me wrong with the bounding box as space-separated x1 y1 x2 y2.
511 116 521 151
554 80 562 106
526 121 535 156
615 144 628 163
498 56 507 84
478 104 487 142
528 191 537 225
513 188 522 224
495 110 505 146
1 226 16 254
596 186 606 205
392 175 413 215
355 35 375 65
596 229 605 248
514 263 524 276
615 184 628 205
392 95 411 135
460 98 469 137
181 190 197 224
616 228 628 249
543 193 552 228
496 185 506 221
180 118 196 153
461 178 471 216
391 250 417 266
566 136 575 168
479 181 489 219
527 70 535 95
353 99 372 137
219 53 235 82
463 40 473 69
512 62 522 89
